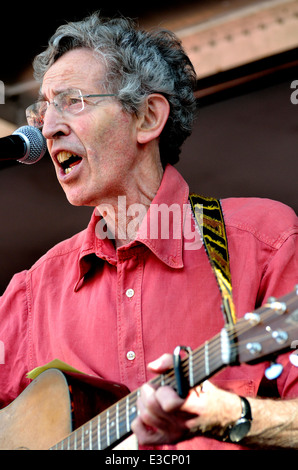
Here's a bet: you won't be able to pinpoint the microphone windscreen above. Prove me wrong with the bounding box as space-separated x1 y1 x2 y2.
13 126 47 164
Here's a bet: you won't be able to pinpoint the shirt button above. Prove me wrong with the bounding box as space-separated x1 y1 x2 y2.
126 351 136 361
126 288 135 298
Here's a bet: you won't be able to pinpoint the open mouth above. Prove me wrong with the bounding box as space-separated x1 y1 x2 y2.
57 151 82 175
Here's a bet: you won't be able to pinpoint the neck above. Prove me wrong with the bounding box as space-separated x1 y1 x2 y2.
96 154 164 248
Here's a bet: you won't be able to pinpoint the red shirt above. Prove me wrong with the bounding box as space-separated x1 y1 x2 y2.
0 164 297 450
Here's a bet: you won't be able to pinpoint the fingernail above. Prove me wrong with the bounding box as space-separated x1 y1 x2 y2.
148 358 162 369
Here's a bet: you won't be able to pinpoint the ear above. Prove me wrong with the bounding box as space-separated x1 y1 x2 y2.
136 94 170 145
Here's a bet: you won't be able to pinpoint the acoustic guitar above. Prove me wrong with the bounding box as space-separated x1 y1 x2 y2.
0 288 297 450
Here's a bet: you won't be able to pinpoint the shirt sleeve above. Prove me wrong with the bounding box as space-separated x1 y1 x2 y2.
257 227 298 303
224 198 298 400
0 270 31 408
258 227 298 399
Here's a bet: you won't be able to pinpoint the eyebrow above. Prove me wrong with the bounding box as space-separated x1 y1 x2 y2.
38 88 76 101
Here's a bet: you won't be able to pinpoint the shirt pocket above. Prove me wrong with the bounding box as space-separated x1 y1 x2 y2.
211 377 257 397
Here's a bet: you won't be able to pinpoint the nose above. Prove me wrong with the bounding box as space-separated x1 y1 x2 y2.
42 103 70 140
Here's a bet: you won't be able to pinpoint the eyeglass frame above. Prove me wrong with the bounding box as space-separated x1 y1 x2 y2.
25 88 117 128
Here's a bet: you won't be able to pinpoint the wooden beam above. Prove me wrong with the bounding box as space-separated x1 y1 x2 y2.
173 0 298 78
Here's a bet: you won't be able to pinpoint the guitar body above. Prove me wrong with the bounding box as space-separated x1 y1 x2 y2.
0 368 130 450
0 369 72 450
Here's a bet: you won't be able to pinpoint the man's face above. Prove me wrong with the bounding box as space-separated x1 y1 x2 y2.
41 48 140 207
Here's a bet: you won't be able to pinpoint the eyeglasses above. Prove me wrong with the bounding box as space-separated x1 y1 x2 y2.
26 88 117 128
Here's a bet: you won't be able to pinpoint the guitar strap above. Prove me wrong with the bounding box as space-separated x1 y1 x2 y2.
189 194 236 326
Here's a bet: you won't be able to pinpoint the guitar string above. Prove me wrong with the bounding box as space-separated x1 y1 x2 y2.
54 292 298 449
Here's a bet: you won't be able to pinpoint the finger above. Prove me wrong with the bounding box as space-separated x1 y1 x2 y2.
131 416 165 446
155 385 185 413
133 383 195 445
147 353 173 373
137 383 168 429
137 385 183 436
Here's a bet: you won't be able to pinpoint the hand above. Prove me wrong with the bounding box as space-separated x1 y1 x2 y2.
131 353 242 446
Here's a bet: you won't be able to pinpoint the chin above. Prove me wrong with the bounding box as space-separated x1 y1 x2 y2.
64 192 87 207
65 192 97 208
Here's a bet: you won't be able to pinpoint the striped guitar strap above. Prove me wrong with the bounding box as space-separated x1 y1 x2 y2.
189 194 236 326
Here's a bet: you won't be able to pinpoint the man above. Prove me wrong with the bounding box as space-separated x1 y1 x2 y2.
0 12 297 450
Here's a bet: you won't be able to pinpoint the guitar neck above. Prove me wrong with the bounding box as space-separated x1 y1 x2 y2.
51 333 229 450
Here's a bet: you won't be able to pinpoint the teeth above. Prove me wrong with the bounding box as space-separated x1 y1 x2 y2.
57 151 73 164
56 151 82 175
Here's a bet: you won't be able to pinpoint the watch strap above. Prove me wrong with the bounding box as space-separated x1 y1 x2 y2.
224 396 252 443
240 396 252 421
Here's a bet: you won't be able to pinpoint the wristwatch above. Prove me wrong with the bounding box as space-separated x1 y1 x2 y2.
224 396 253 443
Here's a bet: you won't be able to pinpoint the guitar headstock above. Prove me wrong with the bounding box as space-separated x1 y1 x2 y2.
234 287 298 365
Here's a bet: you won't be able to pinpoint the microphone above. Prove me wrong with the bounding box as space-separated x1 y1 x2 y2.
0 125 47 165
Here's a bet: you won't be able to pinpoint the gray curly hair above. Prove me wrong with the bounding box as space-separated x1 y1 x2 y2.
33 12 197 166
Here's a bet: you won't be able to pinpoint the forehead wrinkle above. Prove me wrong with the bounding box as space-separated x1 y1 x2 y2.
41 49 108 100
42 64 84 97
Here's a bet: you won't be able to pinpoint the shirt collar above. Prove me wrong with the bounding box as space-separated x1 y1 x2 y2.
75 165 189 290
135 164 189 268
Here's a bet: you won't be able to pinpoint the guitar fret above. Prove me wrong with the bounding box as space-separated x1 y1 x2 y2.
79 427 82 450
81 427 85 450
97 415 101 450
116 402 120 441
74 427 78 450
126 395 130 432
77 431 80 450
82 425 87 450
82 425 88 450
106 409 110 448
204 341 210 377
86 426 90 450
189 349 194 387
89 420 92 449
85 422 89 449
80 428 83 449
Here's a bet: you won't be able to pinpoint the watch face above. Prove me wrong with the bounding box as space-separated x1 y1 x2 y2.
229 419 251 443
